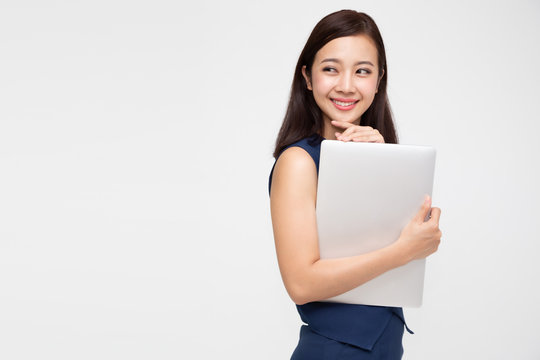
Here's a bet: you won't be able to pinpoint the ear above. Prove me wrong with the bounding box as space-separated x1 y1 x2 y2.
301 65 312 91
376 68 385 94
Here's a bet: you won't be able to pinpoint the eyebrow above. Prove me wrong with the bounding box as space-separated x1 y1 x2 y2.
320 58 375 66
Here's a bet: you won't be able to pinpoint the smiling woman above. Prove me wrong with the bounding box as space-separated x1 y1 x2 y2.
302 35 382 136
268 10 442 360
272 10 398 159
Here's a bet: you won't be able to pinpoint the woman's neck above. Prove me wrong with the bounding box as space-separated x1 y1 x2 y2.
322 124 338 140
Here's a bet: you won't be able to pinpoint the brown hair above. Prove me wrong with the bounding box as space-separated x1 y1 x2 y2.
273 10 398 158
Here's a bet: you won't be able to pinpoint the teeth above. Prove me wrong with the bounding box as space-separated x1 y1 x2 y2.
333 100 356 106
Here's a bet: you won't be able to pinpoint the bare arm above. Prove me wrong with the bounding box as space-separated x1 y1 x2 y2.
270 147 441 305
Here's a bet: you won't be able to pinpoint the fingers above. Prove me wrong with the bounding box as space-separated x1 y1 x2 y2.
413 195 432 223
350 132 384 143
340 125 368 139
338 134 383 143
428 207 441 226
331 121 383 143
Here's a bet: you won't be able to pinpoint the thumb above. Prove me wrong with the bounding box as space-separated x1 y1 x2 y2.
413 195 432 223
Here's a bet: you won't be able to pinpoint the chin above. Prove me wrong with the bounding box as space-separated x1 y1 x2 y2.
323 110 362 124
335 116 361 124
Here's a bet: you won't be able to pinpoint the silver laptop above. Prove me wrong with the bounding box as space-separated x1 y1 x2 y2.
316 140 436 307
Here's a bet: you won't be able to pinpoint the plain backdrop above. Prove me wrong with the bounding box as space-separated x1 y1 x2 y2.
1 0 539 359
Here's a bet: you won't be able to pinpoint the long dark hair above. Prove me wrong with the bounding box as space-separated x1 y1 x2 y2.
273 10 398 158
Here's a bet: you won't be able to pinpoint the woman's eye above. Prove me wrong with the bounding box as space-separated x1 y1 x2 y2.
323 67 337 73
357 68 372 75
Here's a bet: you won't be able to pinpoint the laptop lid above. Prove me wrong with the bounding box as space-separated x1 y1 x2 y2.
316 140 436 307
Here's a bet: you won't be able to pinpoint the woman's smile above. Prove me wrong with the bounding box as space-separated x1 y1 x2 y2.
331 98 359 110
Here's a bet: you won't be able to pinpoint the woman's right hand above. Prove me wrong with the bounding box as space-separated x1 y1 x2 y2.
393 196 442 264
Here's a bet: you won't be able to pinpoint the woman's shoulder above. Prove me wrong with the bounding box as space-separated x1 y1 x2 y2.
274 146 316 178
269 134 322 194
277 134 323 162
269 146 317 196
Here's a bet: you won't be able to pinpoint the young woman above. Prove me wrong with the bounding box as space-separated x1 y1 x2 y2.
268 10 442 359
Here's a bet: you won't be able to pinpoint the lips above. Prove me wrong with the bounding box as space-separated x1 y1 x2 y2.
331 98 358 110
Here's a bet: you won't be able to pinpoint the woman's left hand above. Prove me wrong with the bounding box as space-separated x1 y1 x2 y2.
331 120 385 143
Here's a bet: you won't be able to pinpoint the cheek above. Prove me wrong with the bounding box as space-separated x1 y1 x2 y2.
311 73 334 95
357 78 379 95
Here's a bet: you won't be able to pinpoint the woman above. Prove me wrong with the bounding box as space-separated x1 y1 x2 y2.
268 10 442 359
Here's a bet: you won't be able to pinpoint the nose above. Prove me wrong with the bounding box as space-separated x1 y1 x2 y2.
335 72 354 93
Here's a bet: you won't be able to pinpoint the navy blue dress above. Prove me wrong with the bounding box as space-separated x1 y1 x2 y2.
269 134 413 359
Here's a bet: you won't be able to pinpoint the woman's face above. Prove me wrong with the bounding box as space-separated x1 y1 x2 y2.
302 35 382 126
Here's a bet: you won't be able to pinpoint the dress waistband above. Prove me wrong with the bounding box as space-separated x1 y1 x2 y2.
296 302 413 351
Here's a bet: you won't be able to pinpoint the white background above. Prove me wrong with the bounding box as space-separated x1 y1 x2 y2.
1 0 539 359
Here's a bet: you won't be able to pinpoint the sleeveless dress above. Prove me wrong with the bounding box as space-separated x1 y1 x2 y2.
269 134 413 360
